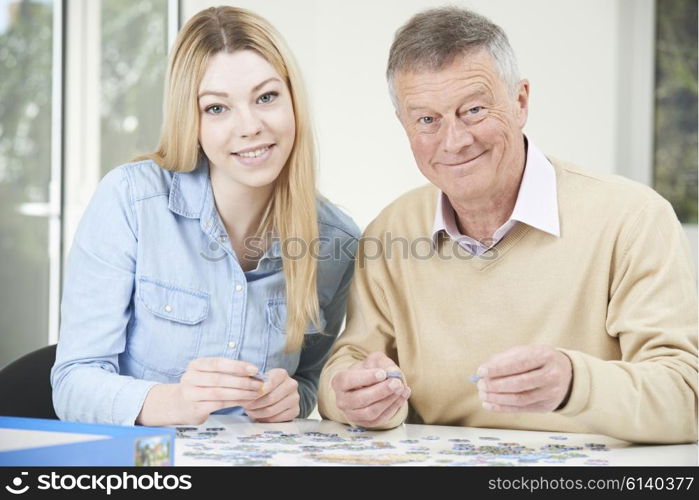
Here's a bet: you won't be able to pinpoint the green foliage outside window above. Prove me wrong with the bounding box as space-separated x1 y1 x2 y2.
0 1 52 367
100 0 168 176
653 0 698 224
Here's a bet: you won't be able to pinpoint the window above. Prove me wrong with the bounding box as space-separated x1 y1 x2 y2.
100 0 169 176
653 0 697 224
0 0 177 367
0 0 57 367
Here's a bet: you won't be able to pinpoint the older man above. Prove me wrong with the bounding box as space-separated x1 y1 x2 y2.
317 6 697 443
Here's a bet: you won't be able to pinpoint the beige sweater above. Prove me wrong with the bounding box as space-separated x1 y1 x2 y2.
318 159 698 444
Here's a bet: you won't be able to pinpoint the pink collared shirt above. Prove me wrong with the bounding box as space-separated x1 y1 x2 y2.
431 140 560 255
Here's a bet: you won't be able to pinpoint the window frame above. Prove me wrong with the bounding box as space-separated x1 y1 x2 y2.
55 0 180 344
616 0 697 274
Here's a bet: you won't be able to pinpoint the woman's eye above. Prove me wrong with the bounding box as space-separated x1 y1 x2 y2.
205 105 225 114
257 92 278 104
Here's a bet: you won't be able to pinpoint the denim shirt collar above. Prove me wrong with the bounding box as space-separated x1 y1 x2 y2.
168 157 282 261
168 157 210 220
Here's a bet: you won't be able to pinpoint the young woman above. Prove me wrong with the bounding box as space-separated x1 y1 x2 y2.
51 6 359 426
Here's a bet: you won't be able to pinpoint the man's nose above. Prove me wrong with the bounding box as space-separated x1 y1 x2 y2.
442 116 474 154
235 107 263 138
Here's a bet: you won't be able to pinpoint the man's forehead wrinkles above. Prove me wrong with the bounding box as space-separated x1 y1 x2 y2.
401 77 494 110
402 69 493 90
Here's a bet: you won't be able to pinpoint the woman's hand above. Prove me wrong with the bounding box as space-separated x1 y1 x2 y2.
137 357 264 426
242 368 301 422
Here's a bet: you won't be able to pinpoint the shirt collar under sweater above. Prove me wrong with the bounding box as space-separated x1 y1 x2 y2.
431 137 560 254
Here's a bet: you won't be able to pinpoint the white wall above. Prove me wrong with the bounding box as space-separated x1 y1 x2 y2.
184 0 625 229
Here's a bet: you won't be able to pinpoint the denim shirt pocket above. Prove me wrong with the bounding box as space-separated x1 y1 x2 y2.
264 298 327 374
134 277 209 378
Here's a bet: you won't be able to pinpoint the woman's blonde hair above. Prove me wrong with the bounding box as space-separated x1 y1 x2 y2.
138 6 319 352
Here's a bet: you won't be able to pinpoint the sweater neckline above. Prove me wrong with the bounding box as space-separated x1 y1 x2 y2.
437 222 533 271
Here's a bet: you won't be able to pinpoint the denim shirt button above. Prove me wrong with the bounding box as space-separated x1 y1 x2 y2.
235 284 243 292
164 304 173 313
228 341 236 349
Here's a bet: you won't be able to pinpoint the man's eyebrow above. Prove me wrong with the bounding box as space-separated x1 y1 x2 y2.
404 88 490 113
198 77 282 99
405 103 431 113
462 88 491 103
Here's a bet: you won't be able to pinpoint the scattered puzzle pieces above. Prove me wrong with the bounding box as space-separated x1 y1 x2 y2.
175 424 620 466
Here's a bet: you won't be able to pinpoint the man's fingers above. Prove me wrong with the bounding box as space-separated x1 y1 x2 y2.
346 391 403 426
370 389 410 425
332 367 389 392
479 387 550 407
338 378 405 411
476 367 545 393
481 400 553 413
347 387 411 427
478 346 550 378
330 356 407 427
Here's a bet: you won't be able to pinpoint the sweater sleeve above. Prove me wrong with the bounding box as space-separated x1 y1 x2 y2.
557 197 698 443
318 231 408 429
293 236 358 418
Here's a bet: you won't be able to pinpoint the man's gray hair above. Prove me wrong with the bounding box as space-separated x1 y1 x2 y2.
387 6 520 106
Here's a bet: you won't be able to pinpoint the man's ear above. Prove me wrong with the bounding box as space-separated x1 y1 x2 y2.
515 79 530 128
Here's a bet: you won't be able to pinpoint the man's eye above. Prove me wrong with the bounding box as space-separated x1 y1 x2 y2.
418 116 435 124
257 92 278 104
205 105 225 114
468 106 483 114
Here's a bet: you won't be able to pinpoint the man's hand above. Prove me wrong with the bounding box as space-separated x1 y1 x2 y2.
476 345 572 412
331 352 411 428
243 368 300 423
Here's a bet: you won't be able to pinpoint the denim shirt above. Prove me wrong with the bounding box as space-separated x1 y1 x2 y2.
51 159 359 425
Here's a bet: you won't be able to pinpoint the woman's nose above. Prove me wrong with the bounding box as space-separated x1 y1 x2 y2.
235 108 263 138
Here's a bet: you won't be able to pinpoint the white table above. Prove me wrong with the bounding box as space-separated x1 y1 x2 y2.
174 416 698 466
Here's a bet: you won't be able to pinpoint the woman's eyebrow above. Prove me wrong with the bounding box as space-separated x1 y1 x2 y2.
251 77 282 92
198 90 228 99
198 77 282 99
